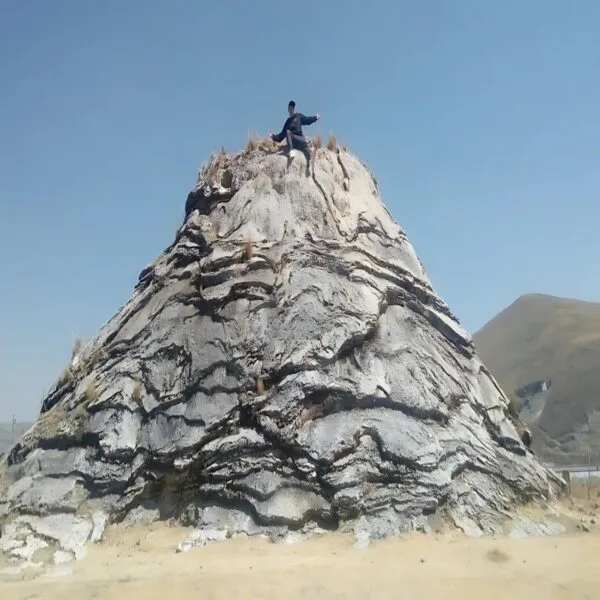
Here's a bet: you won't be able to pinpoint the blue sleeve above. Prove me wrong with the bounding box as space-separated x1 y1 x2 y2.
271 118 290 142
300 114 317 126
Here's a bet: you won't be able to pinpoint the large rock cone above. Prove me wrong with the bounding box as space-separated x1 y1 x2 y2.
1 142 564 566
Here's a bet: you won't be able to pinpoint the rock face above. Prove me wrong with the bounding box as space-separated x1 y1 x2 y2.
0 143 565 567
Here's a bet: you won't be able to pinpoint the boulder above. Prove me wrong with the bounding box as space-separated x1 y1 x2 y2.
0 143 566 567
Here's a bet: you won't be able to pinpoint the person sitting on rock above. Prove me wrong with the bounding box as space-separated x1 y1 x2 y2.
270 100 320 176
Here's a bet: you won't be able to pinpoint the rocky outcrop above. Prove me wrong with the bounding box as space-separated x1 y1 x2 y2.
0 143 565 569
0 423 32 458
516 380 552 426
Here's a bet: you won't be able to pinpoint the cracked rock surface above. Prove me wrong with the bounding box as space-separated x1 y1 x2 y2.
0 145 565 567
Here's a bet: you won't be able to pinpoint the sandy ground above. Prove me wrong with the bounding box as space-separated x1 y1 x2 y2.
1 484 599 600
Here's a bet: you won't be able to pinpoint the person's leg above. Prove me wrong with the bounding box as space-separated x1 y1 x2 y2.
286 130 294 155
293 136 312 175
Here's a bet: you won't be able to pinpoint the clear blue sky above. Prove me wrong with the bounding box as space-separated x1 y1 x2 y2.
1 1 599 421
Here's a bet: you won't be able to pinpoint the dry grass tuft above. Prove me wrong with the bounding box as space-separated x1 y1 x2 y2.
245 134 277 154
312 133 322 149
256 378 265 395
132 381 143 407
57 365 74 387
72 337 83 358
486 548 511 563
88 346 107 369
245 136 259 153
327 133 337 152
0 460 10 496
262 137 278 152
243 235 254 261
84 376 99 404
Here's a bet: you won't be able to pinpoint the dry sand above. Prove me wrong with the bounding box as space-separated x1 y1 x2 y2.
1 484 599 600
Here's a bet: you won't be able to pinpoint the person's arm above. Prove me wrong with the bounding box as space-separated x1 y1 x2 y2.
271 118 290 142
300 113 320 125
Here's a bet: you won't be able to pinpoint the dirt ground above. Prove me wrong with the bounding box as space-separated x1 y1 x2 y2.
1 482 599 600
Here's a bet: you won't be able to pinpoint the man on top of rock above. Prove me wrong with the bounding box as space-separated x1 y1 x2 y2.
270 100 320 176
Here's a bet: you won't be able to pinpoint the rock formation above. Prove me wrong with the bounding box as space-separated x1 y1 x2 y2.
0 141 565 569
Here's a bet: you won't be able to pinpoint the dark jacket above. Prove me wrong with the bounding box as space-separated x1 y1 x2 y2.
271 112 318 142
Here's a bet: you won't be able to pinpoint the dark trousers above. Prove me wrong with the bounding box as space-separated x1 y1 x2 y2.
286 130 311 164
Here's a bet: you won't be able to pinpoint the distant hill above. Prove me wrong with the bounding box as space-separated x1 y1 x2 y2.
473 293 600 464
0 422 33 457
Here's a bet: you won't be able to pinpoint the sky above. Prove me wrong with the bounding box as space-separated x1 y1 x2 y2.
1 0 599 421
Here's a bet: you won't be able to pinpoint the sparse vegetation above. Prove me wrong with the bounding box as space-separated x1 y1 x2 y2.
57 365 74 387
89 346 108 371
245 134 277 154
312 133 322 149
256 378 265 395
57 337 108 393
327 133 337 152
245 136 259 153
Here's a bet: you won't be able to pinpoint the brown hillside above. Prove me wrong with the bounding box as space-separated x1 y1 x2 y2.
473 293 600 459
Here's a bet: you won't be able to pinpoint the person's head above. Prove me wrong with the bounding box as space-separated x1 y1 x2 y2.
288 100 296 116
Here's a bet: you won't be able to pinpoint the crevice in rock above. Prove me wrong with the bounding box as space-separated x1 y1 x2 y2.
335 150 351 191
179 296 233 323
311 172 349 240
297 387 450 430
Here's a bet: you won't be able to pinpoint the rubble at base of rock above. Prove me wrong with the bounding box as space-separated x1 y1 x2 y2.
0 144 568 568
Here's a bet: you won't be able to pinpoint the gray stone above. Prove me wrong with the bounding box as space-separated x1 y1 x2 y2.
509 517 566 538
90 511 107 543
176 528 229 553
15 514 93 560
1 144 567 568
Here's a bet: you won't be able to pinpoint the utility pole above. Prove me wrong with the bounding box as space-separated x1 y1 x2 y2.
586 449 592 500
11 414 16 445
